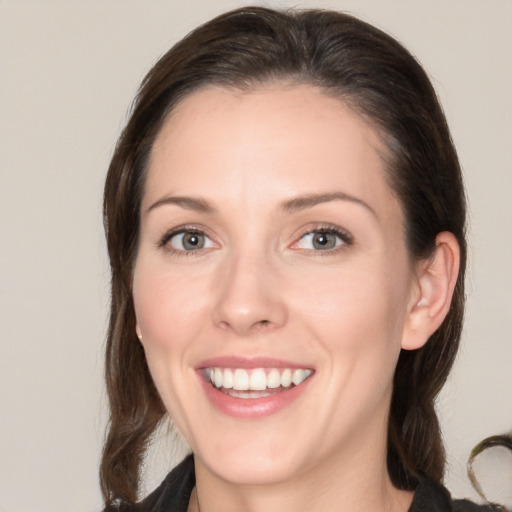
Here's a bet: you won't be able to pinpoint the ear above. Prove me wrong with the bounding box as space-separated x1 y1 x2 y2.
135 323 143 341
401 232 460 351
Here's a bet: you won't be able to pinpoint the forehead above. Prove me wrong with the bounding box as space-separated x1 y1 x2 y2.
153 83 382 158
145 84 402 224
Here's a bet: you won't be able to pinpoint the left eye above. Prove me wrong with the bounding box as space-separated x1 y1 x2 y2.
167 230 214 251
295 230 347 251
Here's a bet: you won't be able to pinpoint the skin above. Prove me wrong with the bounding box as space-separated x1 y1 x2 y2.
132 84 458 512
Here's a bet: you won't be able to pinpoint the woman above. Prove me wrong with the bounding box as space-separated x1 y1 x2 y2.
100 6 502 512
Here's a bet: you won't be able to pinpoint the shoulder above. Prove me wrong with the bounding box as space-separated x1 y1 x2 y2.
410 478 505 512
453 499 506 512
134 454 195 512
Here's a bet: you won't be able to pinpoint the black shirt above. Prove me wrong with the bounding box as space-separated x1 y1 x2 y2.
135 455 502 512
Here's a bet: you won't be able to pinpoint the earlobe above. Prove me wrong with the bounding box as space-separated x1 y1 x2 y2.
135 323 143 341
401 232 460 351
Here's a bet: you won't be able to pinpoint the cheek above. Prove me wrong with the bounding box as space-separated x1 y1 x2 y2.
131 259 205 429
132 258 207 349
290 258 410 367
297 267 406 328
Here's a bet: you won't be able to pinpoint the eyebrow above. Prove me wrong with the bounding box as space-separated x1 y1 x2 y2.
145 191 377 218
145 195 216 215
281 192 377 217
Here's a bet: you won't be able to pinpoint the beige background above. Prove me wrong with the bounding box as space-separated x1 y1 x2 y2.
1 1 511 511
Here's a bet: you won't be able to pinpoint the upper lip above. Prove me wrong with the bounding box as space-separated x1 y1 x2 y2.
196 356 314 370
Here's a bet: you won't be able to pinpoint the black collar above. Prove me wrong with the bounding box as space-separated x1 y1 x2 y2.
138 454 498 512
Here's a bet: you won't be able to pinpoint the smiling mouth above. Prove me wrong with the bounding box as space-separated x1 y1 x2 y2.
203 367 313 399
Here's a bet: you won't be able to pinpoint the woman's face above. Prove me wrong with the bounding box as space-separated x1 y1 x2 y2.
133 84 420 485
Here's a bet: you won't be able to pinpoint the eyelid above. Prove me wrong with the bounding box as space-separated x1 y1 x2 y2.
158 224 218 252
290 223 354 252
156 222 352 255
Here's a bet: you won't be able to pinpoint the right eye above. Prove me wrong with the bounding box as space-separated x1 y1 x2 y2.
165 230 214 252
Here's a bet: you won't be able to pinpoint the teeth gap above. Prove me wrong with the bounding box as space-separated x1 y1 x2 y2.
217 383 296 391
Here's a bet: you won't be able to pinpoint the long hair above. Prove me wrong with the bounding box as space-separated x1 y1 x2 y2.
101 7 466 509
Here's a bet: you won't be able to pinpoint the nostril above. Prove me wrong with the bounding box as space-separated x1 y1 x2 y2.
218 321 230 331
216 318 272 334
254 319 271 329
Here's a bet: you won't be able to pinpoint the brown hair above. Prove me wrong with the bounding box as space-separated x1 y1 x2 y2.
101 6 466 509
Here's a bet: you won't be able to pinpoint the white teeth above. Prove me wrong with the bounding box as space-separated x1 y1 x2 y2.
281 368 292 387
223 369 233 389
267 368 281 389
233 369 250 390
214 368 223 388
292 369 306 385
249 369 267 390
206 367 313 391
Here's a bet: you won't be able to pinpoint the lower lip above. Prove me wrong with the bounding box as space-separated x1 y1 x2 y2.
198 374 312 419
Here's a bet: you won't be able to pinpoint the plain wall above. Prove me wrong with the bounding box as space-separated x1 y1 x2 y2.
1 1 511 511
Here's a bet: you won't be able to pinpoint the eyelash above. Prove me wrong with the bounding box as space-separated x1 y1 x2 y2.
158 225 215 257
292 224 353 254
157 223 353 256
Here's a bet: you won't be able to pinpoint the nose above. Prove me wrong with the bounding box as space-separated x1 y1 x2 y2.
211 251 288 337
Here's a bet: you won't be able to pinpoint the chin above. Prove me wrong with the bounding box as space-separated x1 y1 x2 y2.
193 430 307 485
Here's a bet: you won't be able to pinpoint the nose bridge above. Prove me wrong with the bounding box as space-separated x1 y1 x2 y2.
212 241 287 336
